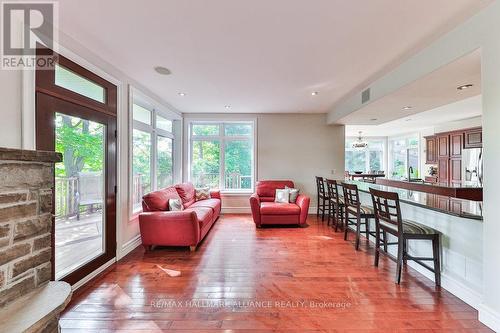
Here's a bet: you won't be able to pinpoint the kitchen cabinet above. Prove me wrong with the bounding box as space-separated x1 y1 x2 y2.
438 158 449 184
425 136 437 164
464 127 482 148
438 135 449 158
450 133 463 158
450 158 462 186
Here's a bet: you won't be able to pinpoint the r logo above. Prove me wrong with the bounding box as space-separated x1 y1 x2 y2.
1 2 55 56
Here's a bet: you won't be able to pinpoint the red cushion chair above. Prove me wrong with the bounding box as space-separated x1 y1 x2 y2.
139 183 221 251
249 180 310 227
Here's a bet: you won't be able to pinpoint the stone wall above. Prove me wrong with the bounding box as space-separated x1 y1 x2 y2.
0 147 62 308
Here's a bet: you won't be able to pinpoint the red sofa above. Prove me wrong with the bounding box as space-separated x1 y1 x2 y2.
250 180 310 227
139 182 221 251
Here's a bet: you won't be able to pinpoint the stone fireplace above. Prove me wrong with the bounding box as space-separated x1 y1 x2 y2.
0 147 71 332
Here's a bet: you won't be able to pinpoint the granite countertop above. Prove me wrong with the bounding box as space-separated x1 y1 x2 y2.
342 180 483 221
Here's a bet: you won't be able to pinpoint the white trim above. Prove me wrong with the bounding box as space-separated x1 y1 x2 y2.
117 234 142 260
221 207 318 215
221 207 251 214
185 118 257 192
71 258 116 292
129 86 180 216
479 304 500 332
406 260 483 309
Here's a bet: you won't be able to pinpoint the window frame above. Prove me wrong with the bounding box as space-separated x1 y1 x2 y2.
388 133 420 180
345 137 386 173
187 119 257 194
129 87 180 214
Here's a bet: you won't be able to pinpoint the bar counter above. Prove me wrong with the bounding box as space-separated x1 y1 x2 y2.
339 180 483 306
343 180 483 220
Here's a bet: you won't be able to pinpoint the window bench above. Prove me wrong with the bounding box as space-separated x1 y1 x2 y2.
0 282 72 333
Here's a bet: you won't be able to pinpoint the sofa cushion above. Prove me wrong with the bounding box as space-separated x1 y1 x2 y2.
142 186 180 211
175 182 196 208
189 198 221 215
260 202 300 215
195 187 211 201
256 180 295 198
184 207 213 228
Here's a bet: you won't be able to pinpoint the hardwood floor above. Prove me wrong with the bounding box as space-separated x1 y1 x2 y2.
61 214 492 332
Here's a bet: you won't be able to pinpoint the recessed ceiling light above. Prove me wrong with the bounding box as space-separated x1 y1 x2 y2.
224 105 231 109
178 92 186 97
154 66 171 75
405 118 412 122
457 84 473 90
311 91 319 96
402 106 413 110
370 118 378 121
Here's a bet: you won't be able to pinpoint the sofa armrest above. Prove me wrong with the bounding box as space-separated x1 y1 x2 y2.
138 211 201 246
210 189 221 199
296 194 310 225
249 193 261 226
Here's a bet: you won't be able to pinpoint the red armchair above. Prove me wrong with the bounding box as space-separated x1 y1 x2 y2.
139 183 221 251
250 180 310 227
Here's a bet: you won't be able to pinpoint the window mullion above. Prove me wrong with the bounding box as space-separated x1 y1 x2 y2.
220 123 225 190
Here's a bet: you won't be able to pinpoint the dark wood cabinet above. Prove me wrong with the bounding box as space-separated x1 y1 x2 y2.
425 136 437 164
464 128 482 148
450 133 463 158
438 158 449 184
437 135 449 158
450 158 462 186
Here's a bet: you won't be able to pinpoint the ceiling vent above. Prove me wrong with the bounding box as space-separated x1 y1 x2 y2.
361 88 371 104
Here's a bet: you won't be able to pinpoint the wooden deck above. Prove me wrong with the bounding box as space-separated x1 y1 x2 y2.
60 214 492 332
55 213 103 279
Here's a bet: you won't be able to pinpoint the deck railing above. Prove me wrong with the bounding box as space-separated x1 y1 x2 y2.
55 177 78 218
192 173 252 190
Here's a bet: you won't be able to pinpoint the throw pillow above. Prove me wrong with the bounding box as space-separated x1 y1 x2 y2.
285 186 300 203
169 198 183 211
195 187 211 201
275 189 290 203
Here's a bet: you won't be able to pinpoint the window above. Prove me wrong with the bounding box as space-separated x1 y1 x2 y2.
345 138 385 173
189 121 255 191
388 135 419 180
131 96 176 212
55 64 106 103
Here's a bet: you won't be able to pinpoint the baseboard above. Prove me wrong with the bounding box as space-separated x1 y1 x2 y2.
221 207 250 214
118 234 142 260
479 304 500 332
406 259 483 309
221 206 319 214
71 258 116 291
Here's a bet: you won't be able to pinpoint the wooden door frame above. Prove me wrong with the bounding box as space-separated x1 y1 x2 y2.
35 47 117 285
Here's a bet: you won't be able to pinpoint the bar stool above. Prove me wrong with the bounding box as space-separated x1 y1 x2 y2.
325 179 344 231
315 176 329 221
369 188 441 286
342 183 377 250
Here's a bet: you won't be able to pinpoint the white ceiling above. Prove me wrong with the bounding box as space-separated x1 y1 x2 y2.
338 49 481 125
57 0 491 114
345 95 482 137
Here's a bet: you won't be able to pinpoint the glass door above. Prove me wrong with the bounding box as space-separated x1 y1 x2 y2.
54 113 106 280
36 48 117 285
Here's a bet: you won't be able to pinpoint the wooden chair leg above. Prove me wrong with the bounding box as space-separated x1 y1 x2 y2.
432 235 441 287
316 195 320 217
365 217 370 241
355 215 361 251
321 198 325 221
334 205 339 232
383 231 388 252
344 212 349 241
327 201 331 226
403 239 408 265
374 228 380 267
189 245 197 252
395 238 404 284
